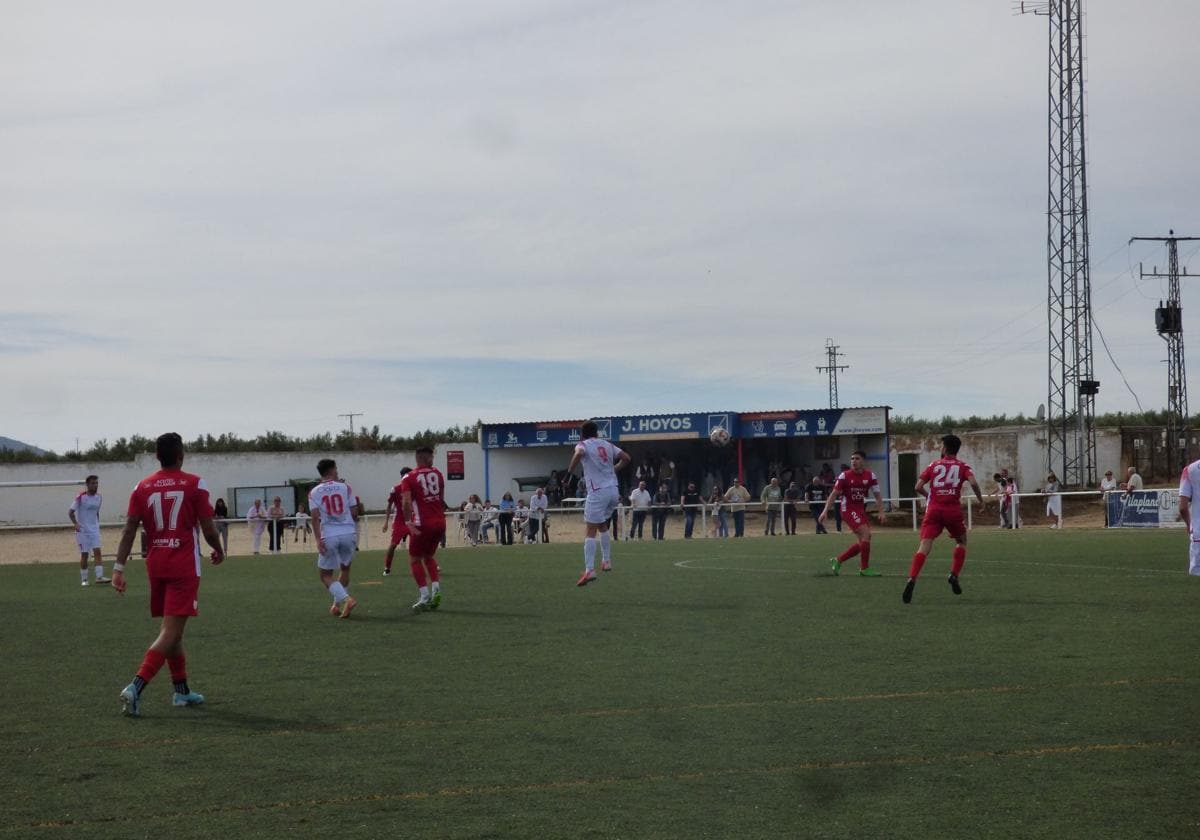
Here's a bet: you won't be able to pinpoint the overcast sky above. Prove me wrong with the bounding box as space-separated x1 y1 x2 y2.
3 1 1198 452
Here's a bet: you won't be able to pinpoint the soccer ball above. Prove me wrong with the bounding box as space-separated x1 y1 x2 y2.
709 426 731 447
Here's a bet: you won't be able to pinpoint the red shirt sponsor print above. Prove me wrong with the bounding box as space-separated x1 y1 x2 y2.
834 469 879 513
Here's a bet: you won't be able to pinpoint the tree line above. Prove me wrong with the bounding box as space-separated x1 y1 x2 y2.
0 424 480 463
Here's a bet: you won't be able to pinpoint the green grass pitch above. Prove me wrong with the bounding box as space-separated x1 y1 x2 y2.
3 528 1198 839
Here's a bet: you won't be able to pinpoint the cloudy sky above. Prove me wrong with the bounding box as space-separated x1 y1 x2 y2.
3 1 1198 452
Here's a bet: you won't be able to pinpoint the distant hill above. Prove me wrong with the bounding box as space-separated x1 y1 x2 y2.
0 436 46 455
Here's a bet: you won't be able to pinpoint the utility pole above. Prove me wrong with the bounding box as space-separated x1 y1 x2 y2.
338 412 363 437
1020 0 1099 488
815 339 849 409
1130 231 1197 476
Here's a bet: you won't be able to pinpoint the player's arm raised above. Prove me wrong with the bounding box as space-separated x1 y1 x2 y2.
111 514 142 595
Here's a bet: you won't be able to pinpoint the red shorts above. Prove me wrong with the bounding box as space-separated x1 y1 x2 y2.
390 519 410 546
843 508 869 532
408 524 446 559
920 506 966 541
149 575 200 617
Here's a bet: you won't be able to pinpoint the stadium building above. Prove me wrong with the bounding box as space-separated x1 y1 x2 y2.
479 406 892 500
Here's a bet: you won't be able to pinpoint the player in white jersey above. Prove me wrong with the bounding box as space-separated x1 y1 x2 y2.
68 475 109 586
308 458 361 617
565 421 631 586
1176 459 1200 576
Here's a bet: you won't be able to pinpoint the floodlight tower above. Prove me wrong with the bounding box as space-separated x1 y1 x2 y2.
1130 231 1198 475
1019 0 1099 487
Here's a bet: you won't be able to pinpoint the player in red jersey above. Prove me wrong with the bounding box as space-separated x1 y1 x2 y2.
381 467 412 576
903 434 985 603
401 446 447 612
819 450 886 576
111 433 225 716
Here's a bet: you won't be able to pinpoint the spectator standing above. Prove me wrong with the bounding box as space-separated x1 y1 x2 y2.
783 481 801 535
497 492 516 545
294 506 310 544
1099 470 1118 526
1043 473 1063 528
680 482 703 538
659 460 676 494
213 498 230 556
528 487 549 543
1124 467 1144 493
724 478 751 538
996 477 1013 528
635 458 657 493
708 487 728 537
464 494 484 545
761 477 783 535
1001 468 1021 528
804 477 828 534
246 499 267 555
652 484 671 540
267 496 286 554
628 481 652 539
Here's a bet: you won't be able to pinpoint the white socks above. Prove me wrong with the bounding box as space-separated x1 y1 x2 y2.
94 564 105 579
329 581 349 603
80 568 88 583
600 532 611 563
418 585 430 602
431 581 440 595
584 538 597 572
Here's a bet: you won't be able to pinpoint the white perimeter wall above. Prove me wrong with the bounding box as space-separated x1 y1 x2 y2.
0 445 488 526
888 426 1123 497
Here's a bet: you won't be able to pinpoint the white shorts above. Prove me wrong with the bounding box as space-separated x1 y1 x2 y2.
76 530 102 553
317 534 356 570
584 486 621 525
1189 541 1200 576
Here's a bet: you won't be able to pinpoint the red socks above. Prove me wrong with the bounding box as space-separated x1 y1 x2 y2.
423 557 439 583
167 654 187 683
951 545 967 576
136 649 167 683
410 559 427 587
909 551 927 579
858 541 871 570
836 543 862 564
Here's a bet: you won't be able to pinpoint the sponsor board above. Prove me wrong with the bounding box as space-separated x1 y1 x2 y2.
1106 490 1185 528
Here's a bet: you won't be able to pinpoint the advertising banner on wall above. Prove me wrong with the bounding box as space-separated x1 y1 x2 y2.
1106 490 1185 528
445 450 465 481
480 407 888 449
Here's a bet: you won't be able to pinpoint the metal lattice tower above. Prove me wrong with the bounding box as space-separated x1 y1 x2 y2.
815 339 848 409
1020 0 1099 487
1131 231 1197 475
